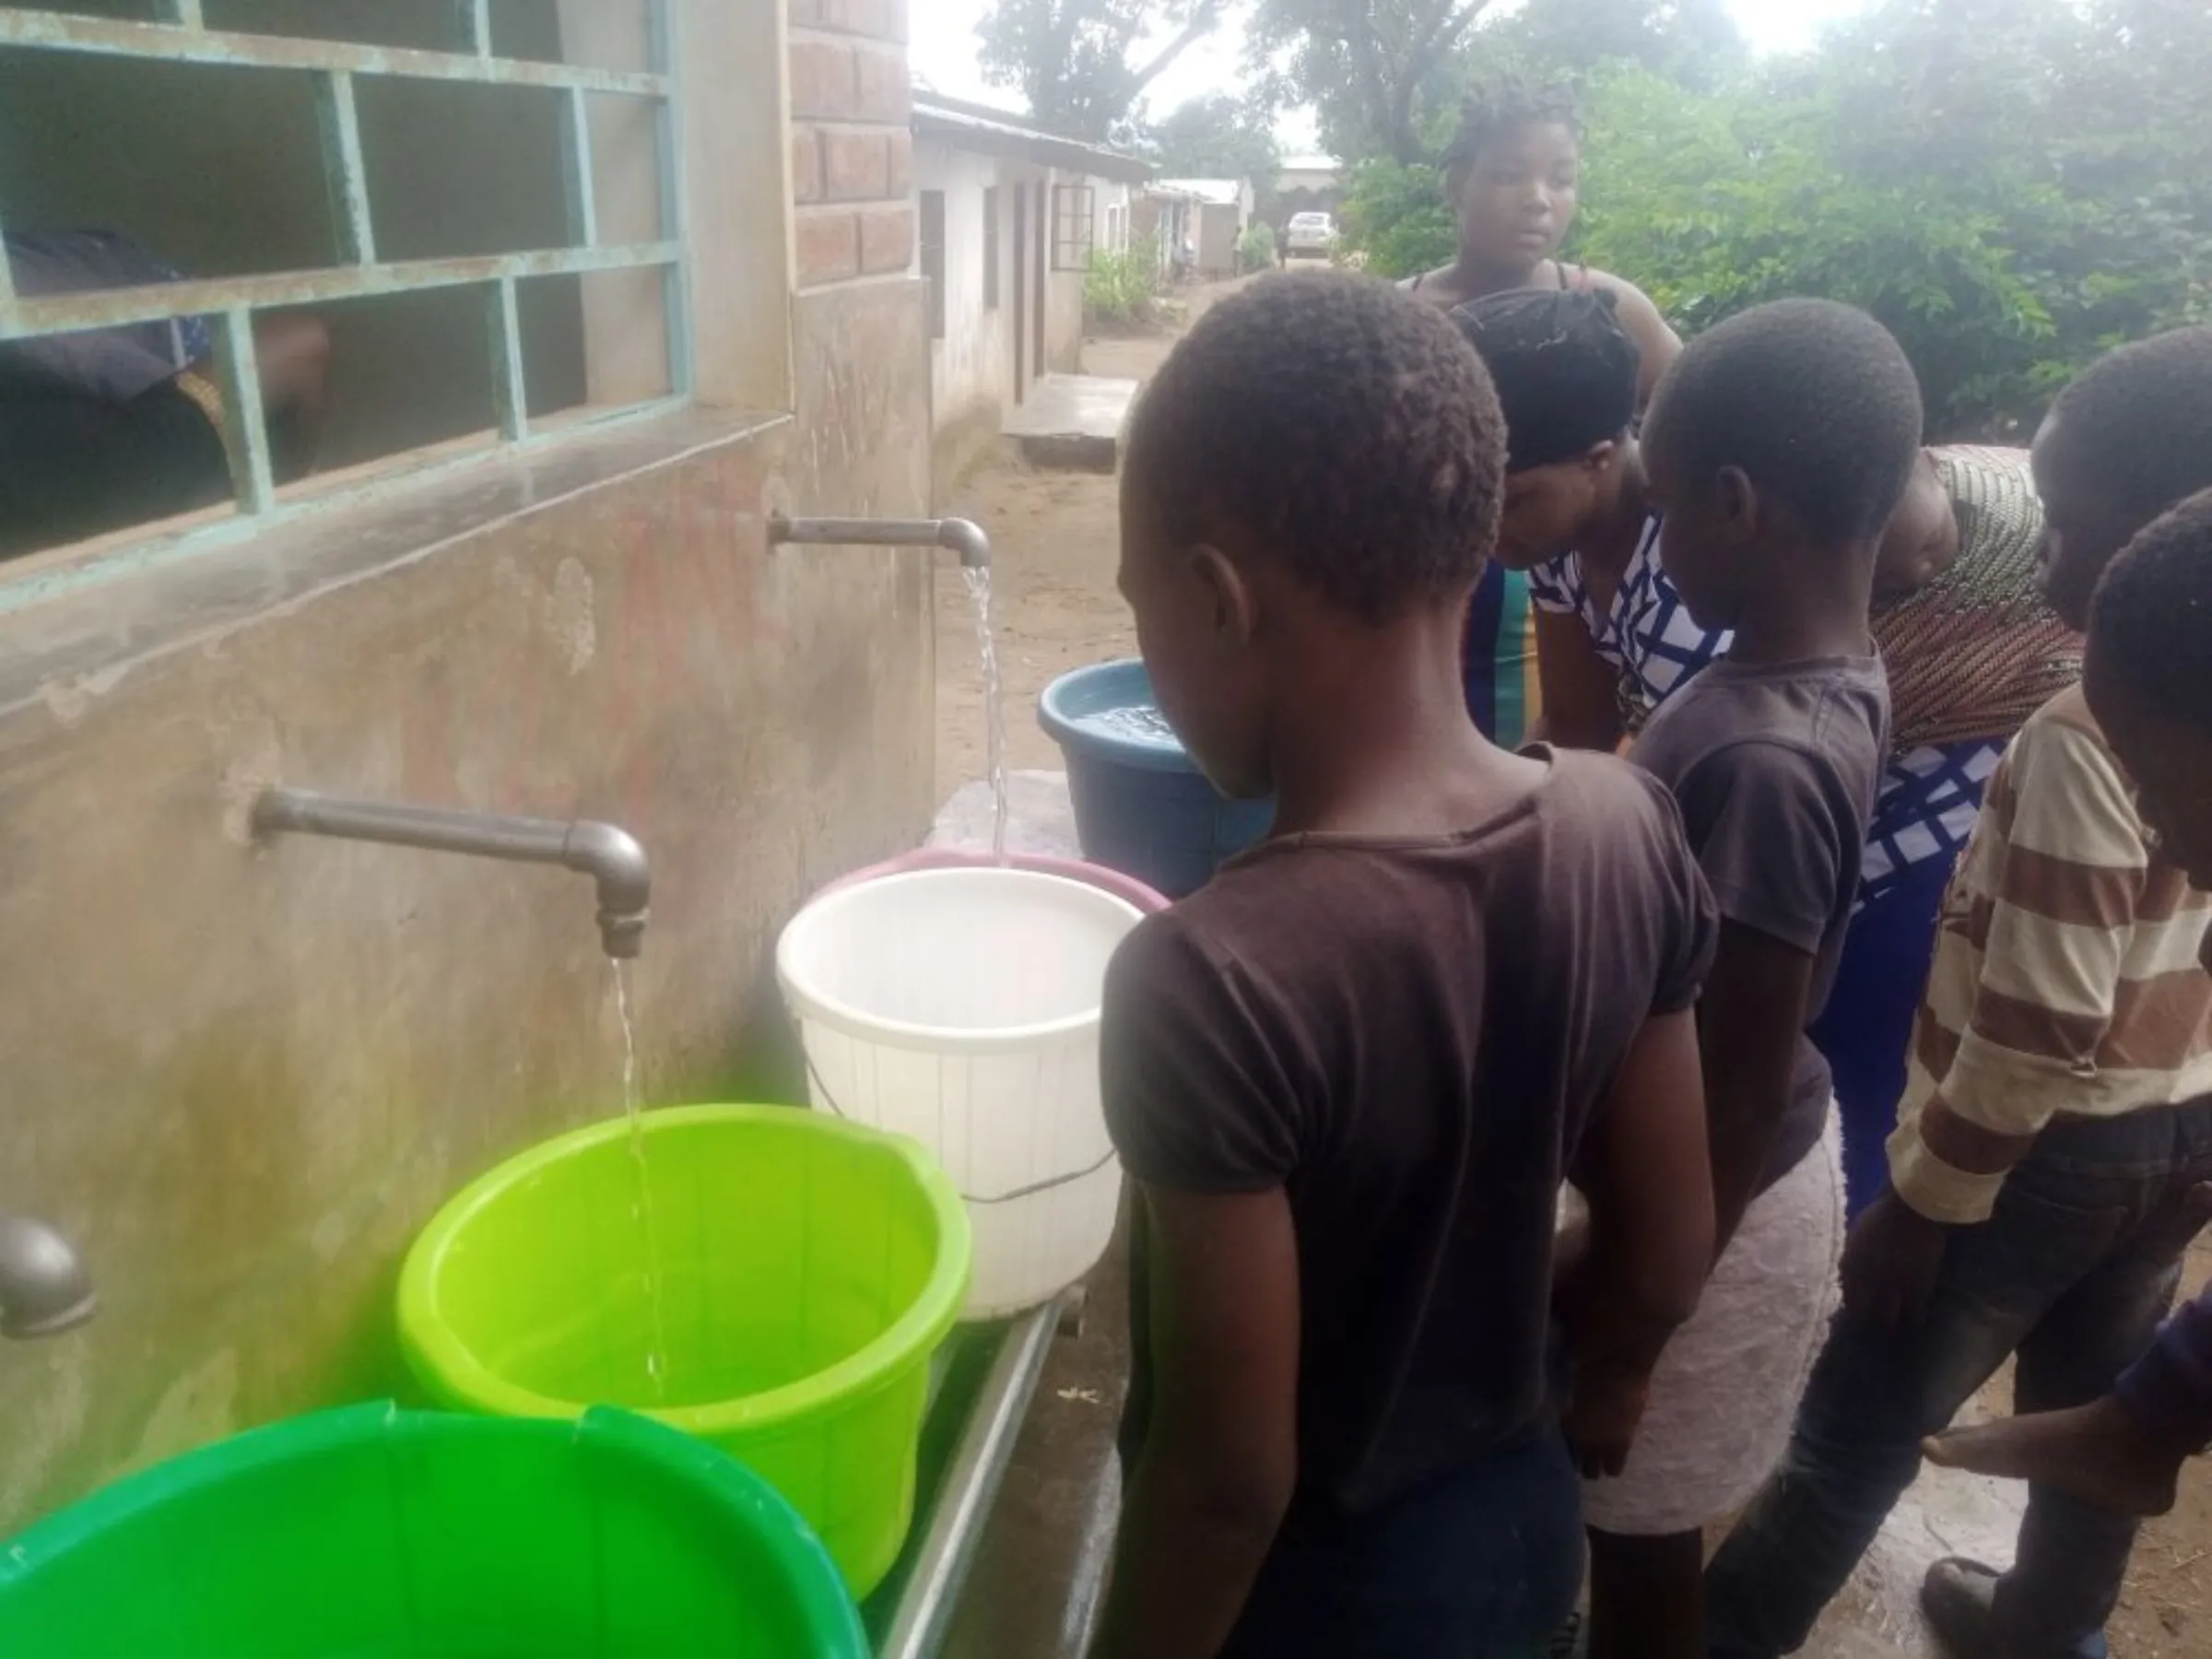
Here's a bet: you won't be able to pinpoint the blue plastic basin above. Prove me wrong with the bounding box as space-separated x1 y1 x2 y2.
1037 659 1274 898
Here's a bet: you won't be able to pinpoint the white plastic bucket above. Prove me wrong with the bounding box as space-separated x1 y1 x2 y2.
775 866 1146 1319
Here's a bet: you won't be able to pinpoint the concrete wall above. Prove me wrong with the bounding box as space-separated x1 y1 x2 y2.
0 0 932 1534
916 141 1011 483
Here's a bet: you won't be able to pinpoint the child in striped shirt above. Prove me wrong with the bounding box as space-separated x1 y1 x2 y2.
1707 328 2212 1659
1922 488 2212 1518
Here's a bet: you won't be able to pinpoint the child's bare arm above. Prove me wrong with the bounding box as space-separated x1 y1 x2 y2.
1696 920 1818 1256
1093 1185 1300 1659
1531 608 1627 752
1559 1006 1714 1472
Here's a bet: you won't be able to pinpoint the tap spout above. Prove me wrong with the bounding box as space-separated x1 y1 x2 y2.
251 786 651 959
0 1214 95 1340
767 513 993 571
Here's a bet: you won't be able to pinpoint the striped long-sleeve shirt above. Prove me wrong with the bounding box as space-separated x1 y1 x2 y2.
1887 686 2212 1224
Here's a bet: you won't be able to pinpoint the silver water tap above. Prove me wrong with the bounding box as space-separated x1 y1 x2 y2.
251 787 651 959
768 514 993 571
0 1214 95 1339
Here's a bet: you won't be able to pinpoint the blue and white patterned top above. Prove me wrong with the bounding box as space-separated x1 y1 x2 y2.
1528 518 2006 909
1525 514 1724 734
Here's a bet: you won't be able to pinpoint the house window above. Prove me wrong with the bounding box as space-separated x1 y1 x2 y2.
919 188 947 342
982 185 999 311
0 1 692 573
1050 182 1094 273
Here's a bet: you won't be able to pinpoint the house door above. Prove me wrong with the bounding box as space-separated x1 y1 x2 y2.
1012 182 1029 404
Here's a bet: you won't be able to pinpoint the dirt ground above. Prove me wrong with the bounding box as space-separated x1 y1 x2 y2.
927 282 2212 1655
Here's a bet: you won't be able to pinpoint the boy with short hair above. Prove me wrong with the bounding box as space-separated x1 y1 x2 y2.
1924 488 2212 1519
1574 299 1917 1659
1706 329 2212 1659
1091 272 1721 1658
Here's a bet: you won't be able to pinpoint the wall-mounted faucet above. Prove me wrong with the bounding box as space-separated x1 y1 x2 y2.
768 514 993 571
251 787 651 959
0 1214 95 1339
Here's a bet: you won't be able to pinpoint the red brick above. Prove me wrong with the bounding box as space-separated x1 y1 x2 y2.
822 128 890 201
791 128 822 204
880 0 910 43
787 38 856 120
853 41 911 124
858 203 915 275
795 208 861 287
887 130 912 195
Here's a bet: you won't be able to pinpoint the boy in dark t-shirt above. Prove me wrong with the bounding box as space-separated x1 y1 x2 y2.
1574 300 1914 1659
1091 273 1722 1659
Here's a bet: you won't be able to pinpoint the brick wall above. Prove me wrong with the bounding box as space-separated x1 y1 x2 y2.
789 0 915 289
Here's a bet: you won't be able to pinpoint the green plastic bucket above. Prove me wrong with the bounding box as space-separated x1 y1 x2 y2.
399 1102 971 1597
0 1400 865 1658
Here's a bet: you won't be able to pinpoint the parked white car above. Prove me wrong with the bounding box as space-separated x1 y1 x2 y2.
1284 212 1338 261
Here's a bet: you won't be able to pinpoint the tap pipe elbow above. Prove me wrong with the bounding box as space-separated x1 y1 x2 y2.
937 518 992 571
564 820 651 959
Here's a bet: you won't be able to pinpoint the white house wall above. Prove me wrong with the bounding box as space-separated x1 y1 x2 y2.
915 139 1013 453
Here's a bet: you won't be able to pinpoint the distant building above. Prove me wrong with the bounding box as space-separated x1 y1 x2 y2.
1270 154 1344 234
912 93 1152 484
1151 178 1254 279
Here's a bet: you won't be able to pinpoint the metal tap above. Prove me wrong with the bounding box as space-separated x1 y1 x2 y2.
767 514 993 571
0 1214 95 1339
251 787 651 959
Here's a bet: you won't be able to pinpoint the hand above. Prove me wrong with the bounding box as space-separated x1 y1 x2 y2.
1564 1355 1654 1479
1841 1190 1949 1330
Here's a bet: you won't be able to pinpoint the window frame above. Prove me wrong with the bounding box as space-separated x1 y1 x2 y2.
1049 182 1094 274
0 1 695 586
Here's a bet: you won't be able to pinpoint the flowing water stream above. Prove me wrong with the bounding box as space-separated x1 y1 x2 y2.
612 961 670 1403
963 564 1010 859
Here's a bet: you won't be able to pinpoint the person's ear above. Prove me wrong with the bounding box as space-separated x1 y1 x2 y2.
1187 543 1257 653
1715 465 1759 545
1582 439 1619 476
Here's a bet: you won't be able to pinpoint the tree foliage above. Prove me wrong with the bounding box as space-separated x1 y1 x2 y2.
977 0 1230 141
1338 0 2212 438
1147 94 1282 199
1248 0 1498 163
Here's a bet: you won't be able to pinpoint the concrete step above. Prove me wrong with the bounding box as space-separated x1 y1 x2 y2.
1003 375 1137 472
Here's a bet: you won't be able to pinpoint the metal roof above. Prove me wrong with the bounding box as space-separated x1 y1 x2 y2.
912 96 1154 183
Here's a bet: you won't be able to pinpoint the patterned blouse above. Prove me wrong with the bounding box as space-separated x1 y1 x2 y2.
1526 449 2080 908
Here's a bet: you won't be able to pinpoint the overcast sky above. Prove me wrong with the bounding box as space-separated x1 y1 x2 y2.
909 0 1875 147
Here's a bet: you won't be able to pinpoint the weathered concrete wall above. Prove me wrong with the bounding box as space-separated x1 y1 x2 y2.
0 0 933 1519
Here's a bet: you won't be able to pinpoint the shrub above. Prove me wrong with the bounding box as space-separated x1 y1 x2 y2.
1085 235 1163 326
1238 222 1279 273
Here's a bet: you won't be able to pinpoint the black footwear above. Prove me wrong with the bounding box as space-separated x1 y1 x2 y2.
1920 1557 2002 1659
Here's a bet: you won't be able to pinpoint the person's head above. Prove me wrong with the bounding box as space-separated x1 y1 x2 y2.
1120 272 1506 798
2083 490 2212 892
1641 300 1924 631
1441 79 1583 276
1452 287 1641 568
2031 327 2212 630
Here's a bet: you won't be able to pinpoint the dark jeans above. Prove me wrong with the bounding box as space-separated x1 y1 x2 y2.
1811 849 1961 1219
1707 1101 2212 1659
1222 1432 1585 1658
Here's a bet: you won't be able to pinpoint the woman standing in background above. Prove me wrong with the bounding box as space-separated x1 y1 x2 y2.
1406 80 1683 749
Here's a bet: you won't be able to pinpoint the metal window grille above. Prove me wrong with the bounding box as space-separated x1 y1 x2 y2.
0 2 692 538
1050 183 1093 273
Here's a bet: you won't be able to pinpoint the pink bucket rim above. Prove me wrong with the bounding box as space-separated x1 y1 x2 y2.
816 848 1171 914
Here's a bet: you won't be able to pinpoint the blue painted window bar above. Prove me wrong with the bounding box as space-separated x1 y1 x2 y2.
0 1 693 543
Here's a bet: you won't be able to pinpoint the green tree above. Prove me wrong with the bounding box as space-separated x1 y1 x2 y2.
1248 0 1499 162
1461 0 1746 90
1147 94 1281 199
977 0 1229 141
